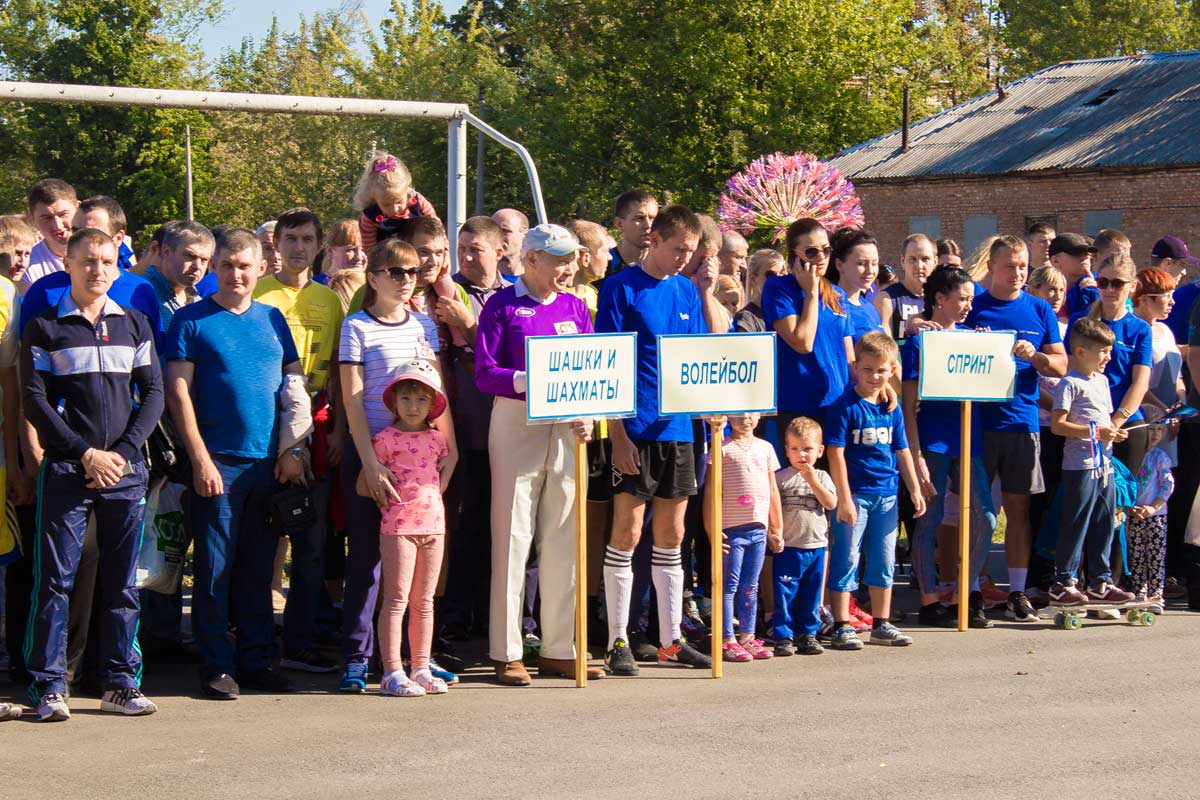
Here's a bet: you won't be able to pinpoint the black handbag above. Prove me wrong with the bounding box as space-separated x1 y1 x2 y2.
269 484 317 537
143 413 192 486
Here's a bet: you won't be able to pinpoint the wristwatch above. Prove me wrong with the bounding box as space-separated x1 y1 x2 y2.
286 446 305 462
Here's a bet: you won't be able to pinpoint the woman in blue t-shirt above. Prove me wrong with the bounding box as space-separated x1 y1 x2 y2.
900 265 997 628
761 218 853 427
1067 253 1152 471
830 228 885 343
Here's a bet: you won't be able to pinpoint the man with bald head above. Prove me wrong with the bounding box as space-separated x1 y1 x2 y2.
492 208 529 277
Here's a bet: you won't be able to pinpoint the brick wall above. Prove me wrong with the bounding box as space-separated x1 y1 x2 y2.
855 167 1200 268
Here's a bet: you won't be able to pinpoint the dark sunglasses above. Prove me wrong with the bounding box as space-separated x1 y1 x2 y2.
1096 277 1129 290
371 266 420 281
803 245 832 260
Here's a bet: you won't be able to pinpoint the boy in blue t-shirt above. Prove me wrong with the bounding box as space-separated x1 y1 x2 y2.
595 204 712 676
825 332 925 650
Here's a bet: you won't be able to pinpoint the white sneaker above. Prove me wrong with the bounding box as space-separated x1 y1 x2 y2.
0 702 22 721
379 670 425 697
36 692 70 722
100 687 158 716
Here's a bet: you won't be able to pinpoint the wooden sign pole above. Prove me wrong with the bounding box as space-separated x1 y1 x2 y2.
957 401 972 632
709 420 724 679
574 436 588 687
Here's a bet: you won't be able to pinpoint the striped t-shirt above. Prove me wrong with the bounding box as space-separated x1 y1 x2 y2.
339 309 440 436
717 436 780 529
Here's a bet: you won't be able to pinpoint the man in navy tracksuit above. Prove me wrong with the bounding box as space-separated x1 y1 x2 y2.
22 227 164 721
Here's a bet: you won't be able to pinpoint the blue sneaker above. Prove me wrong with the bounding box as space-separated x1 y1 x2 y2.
339 660 369 693
428 658 459 686
829 624 863 651
868 621 913 647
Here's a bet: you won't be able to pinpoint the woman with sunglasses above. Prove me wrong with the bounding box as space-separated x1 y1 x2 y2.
762 218 853 432
1133 268 1183 463
1070 253 1152 471
337 238 458 692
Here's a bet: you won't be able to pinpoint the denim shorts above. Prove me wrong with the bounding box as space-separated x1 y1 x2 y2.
827 493 898 592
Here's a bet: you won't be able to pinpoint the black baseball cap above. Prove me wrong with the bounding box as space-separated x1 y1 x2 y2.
1150 235 1200 266
1048 233 1097 257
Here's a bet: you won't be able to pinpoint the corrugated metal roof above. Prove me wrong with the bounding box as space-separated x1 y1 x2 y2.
828 51 1200 181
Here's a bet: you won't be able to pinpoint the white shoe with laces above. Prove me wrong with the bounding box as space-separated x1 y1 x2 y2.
36 692 70 722
100 687 158 716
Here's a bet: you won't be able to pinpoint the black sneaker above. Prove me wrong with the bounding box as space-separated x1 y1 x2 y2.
917 602 956 628
604 638 640 676
968 591 993 629
1005 591 1038 622
658 639 712 668
628 629 659 662
774 638 796 657
796 634 824 655
238 668 295 693
201 673 240 700
280 648 338 673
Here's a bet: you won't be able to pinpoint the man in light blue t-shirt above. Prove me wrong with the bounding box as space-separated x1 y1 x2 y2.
165 227 305 700
966 235 1066 623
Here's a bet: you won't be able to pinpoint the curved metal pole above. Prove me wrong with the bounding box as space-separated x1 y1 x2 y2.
460 110 548 225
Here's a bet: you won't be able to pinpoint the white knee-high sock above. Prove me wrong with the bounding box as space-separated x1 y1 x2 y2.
603 546 634 649
651 545 684 647
1008 568 1028 594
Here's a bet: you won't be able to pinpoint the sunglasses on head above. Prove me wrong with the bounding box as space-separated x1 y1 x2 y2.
1096 277 1129 290
372 266 420 281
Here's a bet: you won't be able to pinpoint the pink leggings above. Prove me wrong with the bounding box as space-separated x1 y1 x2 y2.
378 534 445 674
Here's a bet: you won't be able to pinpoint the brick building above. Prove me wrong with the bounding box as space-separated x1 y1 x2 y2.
827 51 1200 268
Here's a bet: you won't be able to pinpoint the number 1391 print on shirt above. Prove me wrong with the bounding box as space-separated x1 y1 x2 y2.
850 427 892 446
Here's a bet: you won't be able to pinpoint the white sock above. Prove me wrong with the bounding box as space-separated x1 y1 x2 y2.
651 546 684 647
603 546 634 649
1008 568 1028 594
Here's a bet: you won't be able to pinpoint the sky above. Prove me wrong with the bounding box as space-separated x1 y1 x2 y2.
195 0 465 62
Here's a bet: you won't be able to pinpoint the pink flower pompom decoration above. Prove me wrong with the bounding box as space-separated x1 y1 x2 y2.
717 152 864 242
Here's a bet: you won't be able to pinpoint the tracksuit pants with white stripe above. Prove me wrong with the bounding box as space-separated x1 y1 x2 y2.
25 459 149 699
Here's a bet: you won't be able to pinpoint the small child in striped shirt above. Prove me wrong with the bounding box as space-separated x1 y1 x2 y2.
704 413 782 662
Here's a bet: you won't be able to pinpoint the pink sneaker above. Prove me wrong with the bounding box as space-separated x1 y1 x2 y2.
739 639 773 660
848 598 873 631
722 642 752 662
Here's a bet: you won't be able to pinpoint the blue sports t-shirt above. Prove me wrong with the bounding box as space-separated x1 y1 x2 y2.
966 290 1061 432
1065 311 1152 423
900 326 982 457
761 275 851 417
824 386 909 495
1166 280 1200 343
21 268 163 344
595 265 705 442
196 272 218 297
165 297 299 459
836 287 884 343
1065 276 1099 318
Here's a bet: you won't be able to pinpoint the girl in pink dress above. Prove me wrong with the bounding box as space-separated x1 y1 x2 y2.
358 359 453 696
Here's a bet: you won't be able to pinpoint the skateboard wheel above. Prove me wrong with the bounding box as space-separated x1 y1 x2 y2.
1053 612 1065 628
1126 609 1141 624
1140 612 1155 627
1063 615 1082 630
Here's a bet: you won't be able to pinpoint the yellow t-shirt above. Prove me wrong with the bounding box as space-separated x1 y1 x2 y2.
254 275 344 395
566 282 598 321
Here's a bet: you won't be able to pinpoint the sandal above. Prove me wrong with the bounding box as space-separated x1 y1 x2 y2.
739 638 774 660
380 669 425 697
412 668 448 695
722 641 752 662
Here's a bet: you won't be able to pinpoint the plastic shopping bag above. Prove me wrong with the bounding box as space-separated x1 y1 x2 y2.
136 478 190 593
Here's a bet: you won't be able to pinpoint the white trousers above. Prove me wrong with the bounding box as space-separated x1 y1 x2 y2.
488 397 578 662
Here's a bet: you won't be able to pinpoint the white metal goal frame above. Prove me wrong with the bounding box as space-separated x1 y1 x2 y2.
0 80 549 271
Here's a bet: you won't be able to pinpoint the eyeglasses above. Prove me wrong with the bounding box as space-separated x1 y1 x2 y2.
803 245 832 261
1139 293 1173 302
1096 277 1129 290
371 267 420 281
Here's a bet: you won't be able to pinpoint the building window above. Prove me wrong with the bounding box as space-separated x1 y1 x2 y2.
964 214 998 256
910 216 941 239
1024 214 1058 235
1084 210 1122 236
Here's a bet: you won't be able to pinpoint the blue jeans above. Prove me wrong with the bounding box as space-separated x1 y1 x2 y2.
911 453 997 595
282 474 331 655
191 455 278 679
772 546 825 639
722 524 766 639
828 493 898 592
1055 469 1116 584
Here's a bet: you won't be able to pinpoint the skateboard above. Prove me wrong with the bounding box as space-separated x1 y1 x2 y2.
1044 600 1161 630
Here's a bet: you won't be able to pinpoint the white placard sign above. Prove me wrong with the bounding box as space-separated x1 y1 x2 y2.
658 333 777 416
918 330 1017 402
525 333 638 422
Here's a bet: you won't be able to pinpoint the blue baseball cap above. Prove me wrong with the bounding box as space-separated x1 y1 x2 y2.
522 223 585 257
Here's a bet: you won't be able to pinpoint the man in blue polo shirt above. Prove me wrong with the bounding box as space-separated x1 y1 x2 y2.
596 204 712 676
22 227 163 721
966 234 1066 623
165 227 306 700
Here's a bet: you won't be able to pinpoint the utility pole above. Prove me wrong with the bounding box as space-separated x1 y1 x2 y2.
185 124 194 221
475 85 486 216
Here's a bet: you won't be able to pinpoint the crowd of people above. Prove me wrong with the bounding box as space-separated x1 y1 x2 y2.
1 151 1200 723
